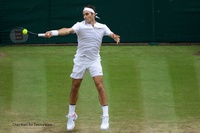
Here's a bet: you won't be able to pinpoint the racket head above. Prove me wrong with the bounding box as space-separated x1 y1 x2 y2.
10 27 28 43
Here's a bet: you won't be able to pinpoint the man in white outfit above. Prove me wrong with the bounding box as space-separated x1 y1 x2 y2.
44 5 120 131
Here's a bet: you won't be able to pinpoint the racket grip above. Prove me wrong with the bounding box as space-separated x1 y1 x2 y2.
38 33 45 37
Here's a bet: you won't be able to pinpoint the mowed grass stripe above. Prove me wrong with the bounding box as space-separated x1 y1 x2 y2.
139 59 177 121
0 59 13 116
0 59 13 133
12 58 47 116
168 59 200 120
138 59 178 131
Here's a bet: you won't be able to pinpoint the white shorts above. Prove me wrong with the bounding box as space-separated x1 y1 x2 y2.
70 57 103 79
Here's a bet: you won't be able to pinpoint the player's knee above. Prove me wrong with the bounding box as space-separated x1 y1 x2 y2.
71 83 80 93
96 82 104 92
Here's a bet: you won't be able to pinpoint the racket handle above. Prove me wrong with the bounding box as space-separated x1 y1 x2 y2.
38 33 45 37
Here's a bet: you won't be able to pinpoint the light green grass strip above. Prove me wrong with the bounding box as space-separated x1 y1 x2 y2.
12 58 47 116
168 58 200 120
138 59 178 131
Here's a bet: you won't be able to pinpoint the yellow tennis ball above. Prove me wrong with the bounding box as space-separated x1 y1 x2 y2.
22 29 28 34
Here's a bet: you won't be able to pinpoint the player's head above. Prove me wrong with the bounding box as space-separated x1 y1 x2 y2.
83 5 97 23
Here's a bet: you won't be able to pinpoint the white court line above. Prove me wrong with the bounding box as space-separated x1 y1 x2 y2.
138 59 178 133
12 58 46 133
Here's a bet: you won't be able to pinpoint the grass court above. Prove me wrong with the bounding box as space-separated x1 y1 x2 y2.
0 45 200 133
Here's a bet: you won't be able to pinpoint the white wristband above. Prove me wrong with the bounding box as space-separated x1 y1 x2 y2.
51 30 59 36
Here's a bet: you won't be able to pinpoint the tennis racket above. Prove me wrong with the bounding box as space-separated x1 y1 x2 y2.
9 27 45 43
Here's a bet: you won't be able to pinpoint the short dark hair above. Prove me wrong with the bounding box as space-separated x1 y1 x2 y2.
85 5 97 13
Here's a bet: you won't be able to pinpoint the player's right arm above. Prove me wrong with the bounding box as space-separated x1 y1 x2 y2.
44 28 74 38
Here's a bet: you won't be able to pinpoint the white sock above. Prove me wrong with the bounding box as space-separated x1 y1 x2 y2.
68 104 76 116
102 106 109 117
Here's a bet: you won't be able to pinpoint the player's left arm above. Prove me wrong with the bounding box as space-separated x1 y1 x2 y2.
109 33 120 44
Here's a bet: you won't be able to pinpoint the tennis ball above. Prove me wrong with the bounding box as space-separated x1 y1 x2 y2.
22 29 28 34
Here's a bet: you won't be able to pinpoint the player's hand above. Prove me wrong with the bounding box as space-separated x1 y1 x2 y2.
44 31 53 38
113 34 120 44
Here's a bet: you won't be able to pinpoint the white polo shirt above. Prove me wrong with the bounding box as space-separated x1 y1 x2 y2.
72 20 113 61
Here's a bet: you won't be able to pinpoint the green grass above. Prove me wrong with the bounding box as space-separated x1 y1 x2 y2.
0 45 200 133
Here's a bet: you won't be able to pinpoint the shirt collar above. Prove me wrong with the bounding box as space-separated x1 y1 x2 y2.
84 20 103 28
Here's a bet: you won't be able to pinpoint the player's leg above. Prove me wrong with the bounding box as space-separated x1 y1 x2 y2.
69 78 83 105
68 63 86 114
93 76 109 130
68 78 82 116
93 76 108 106
67 78 82 131
89 59 109 130
67 62 86 131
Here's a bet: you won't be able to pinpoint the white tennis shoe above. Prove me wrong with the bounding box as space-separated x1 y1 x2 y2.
100 116 109 130
66 113 78 131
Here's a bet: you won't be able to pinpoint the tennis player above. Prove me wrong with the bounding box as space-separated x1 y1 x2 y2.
44 5 120 131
